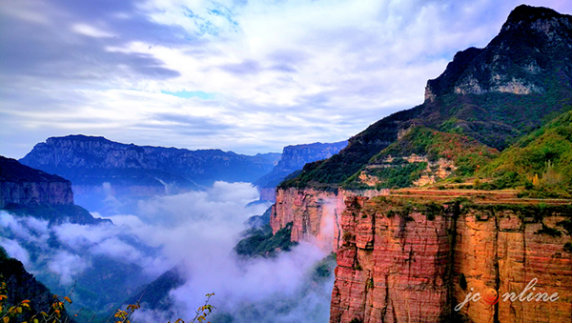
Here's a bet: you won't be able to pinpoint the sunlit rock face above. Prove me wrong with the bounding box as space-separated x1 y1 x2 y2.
328 193 572 323
271 187 388 253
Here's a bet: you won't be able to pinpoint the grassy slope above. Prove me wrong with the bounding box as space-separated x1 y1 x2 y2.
477 110 572 196
342 126 499 189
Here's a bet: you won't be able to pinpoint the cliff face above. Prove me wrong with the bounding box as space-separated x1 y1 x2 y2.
271 187 388 252
255 141 348 201
425 5 571 100
0 156 73 208
281 5 571 189
19 135 281 190
328 191 572 323
0 155 108 225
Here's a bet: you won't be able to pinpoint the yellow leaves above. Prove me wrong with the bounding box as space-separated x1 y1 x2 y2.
21 300 30 304
0 295 7 301
40 312 48 317
64 296 72 304
33 320 38 323
2 316 9 323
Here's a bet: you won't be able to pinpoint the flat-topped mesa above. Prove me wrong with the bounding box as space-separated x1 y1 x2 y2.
329 191 572 323
20 134 281 192
0 155 73 208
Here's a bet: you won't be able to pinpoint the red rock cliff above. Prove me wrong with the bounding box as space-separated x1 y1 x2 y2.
271 187 388 252
328 191 572 323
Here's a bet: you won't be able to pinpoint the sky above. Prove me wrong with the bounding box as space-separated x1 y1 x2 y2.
0 0 571 159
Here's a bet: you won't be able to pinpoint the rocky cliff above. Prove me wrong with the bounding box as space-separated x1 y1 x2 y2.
0 155 107 225
0 155 73 208
20 135 281 192
255 141 347 201
280 5 571 190
329 190 571 323
271 187 388 252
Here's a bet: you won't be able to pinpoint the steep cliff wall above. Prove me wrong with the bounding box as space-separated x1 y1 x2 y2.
20 135 281 189
0 156 108 225
255 141 348 201
271 187 388 252
0 156 73 208
328 192 572 323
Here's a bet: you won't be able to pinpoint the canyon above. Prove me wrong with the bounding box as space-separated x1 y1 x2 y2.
269 5 572 323
271 187 572 322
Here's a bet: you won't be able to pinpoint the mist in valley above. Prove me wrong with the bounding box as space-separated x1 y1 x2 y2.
0 182 335 323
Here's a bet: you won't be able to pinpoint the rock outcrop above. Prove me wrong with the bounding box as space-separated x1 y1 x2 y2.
255 141 348 201
0 155 108 225
0 155 73 208
328 191 571 323
425 5 571 100
271 187 388 252
19 135 281 192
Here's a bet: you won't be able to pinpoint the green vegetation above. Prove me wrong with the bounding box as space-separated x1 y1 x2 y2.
234 223 298 258
0 246 7 261
310 253 337 283
535 223 562 237
478 110 572 197
341 126 498 189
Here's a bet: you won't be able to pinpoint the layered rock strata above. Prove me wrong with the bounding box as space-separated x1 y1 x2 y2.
327 192 572 323
0 156 73 208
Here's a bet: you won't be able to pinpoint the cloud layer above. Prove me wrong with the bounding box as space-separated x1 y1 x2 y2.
0 182 333 322
0 0 571 158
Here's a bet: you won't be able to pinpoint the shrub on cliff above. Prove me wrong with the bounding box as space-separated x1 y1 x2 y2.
479 110 572 196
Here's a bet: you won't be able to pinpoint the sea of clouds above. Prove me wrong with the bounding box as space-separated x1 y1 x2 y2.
0 181 334 322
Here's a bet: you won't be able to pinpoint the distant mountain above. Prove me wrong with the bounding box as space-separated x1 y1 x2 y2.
19 135 281 194
283 4 572 189
0 155 107 225
254 141 347 200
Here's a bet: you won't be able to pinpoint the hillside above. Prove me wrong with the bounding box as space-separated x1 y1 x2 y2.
0 247 72 322
281 5 572 189
478 110 572 196
254 141 347 200
340 126 499 190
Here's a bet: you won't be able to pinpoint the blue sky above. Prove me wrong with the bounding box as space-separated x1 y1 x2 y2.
0 0 570 159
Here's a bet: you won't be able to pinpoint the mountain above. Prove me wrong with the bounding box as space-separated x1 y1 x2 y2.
19 135 281 214
19 135 280 193
254 141 347 200
282 4 571 189
0 155 107 225
268 5 572 323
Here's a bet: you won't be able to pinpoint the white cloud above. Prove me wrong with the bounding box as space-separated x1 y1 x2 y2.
2 0 570 158
0 238 31 268
72 23 116 38
47 250 90 285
